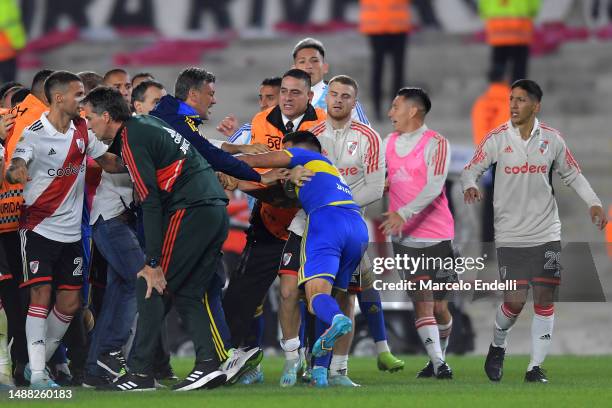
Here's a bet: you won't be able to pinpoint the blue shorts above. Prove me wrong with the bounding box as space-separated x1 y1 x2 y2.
298 206 369 290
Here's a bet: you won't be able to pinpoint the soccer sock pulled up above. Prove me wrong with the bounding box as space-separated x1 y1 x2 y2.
26 304 48 375
329 354 349 376
310 293 343 326
493 302 520 348
416 316 444 370
528 304 554 371
358 287 388 343
438 318 453 359
45 306 73 362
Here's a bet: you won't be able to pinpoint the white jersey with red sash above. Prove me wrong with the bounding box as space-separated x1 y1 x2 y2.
12 113 108 243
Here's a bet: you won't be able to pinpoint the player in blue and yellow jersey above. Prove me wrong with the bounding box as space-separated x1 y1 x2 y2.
237 131 369 360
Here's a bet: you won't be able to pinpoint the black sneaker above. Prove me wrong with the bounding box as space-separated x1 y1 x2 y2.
97 372 155 392
525 366 548 383
416 361 435 378
82 373 113 389
69 368 85 386
154 365 179 382
484 344 505 382
172 361 227 392
435 362 453 379
97 350 128 378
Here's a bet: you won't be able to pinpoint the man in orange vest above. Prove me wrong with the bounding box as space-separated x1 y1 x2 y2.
0 69 53 385
470 70 511 256
479 0 541 83
359 0 412 121
222 69 325 355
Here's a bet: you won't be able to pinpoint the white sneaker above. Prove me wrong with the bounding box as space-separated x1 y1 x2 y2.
221 347 263 384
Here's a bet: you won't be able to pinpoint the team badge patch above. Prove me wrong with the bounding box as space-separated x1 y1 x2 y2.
347 141 358 156
30 261 39 275
539 140 549 155
76 138 85 154
283 252 292 266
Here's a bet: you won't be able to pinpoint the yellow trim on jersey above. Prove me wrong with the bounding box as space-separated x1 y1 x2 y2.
283 149 293 157
327 200 357 207
303 160 340 177
203 293 229 360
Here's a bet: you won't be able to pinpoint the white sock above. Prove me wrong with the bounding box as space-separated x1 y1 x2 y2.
416 317 444 370
299 347 306 361
280 337 300 360
528 305 554 371
493 303 519 348
375 340 390 354
438 318 453 359
0 301 10 377
329 354 349 376
26 304 48 377
45 306 73 362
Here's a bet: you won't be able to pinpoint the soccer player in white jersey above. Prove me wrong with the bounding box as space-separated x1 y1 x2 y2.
462 79 607 383
292 38 369 125
6 71 126 388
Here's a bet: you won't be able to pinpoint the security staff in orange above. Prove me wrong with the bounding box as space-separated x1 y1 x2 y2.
359 0 411 121
479 0 541 83
0 69 53 385
222 69 325 351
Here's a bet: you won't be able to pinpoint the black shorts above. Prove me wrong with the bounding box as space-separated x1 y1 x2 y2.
496 241 561 289
19 229 84 290
392 240 458 301
278 231 301 277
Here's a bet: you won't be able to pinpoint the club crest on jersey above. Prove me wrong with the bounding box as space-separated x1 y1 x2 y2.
539 140 549 155
76 138 85 154
283 252 292 266
30 261 39 275
347 141 358 156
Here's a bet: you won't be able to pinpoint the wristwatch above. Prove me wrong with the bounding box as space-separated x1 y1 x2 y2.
146 257 159 268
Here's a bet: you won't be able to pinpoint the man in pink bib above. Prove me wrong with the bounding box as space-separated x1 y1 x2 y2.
380 88 455 379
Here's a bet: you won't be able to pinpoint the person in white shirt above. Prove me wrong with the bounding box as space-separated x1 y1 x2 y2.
462 79 607 383
292 38 370 125
6 71 124 388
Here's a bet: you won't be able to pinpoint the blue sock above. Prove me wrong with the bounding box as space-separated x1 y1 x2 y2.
314 317 332 367
311 294 342 325
299 301 306 347
49 343 68 365
358 288 387 343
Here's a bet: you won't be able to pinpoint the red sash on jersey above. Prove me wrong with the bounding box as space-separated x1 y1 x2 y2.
20 118 90 231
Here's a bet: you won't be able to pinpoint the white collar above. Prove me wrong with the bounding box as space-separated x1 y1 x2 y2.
41 112 76 136
510 118 540 142
399 124 428 139
282 113 305 129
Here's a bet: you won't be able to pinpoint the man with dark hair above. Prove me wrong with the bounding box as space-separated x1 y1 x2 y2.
381 86 456 380
231 131 369 382
77 71 104 94
6 72 125 389
131 72 154 89
278 75 401 387
463 79 607 383
220 76 282 145
0 69 53 386
151 67 269 170
9 88 30 107
81 86 260 392
0 81 22 108
103 69 132 105
292 37 369 125
221 69 325 372
131 80 165 115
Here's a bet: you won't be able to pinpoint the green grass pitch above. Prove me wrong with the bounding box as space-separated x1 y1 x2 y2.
3 355 612 407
